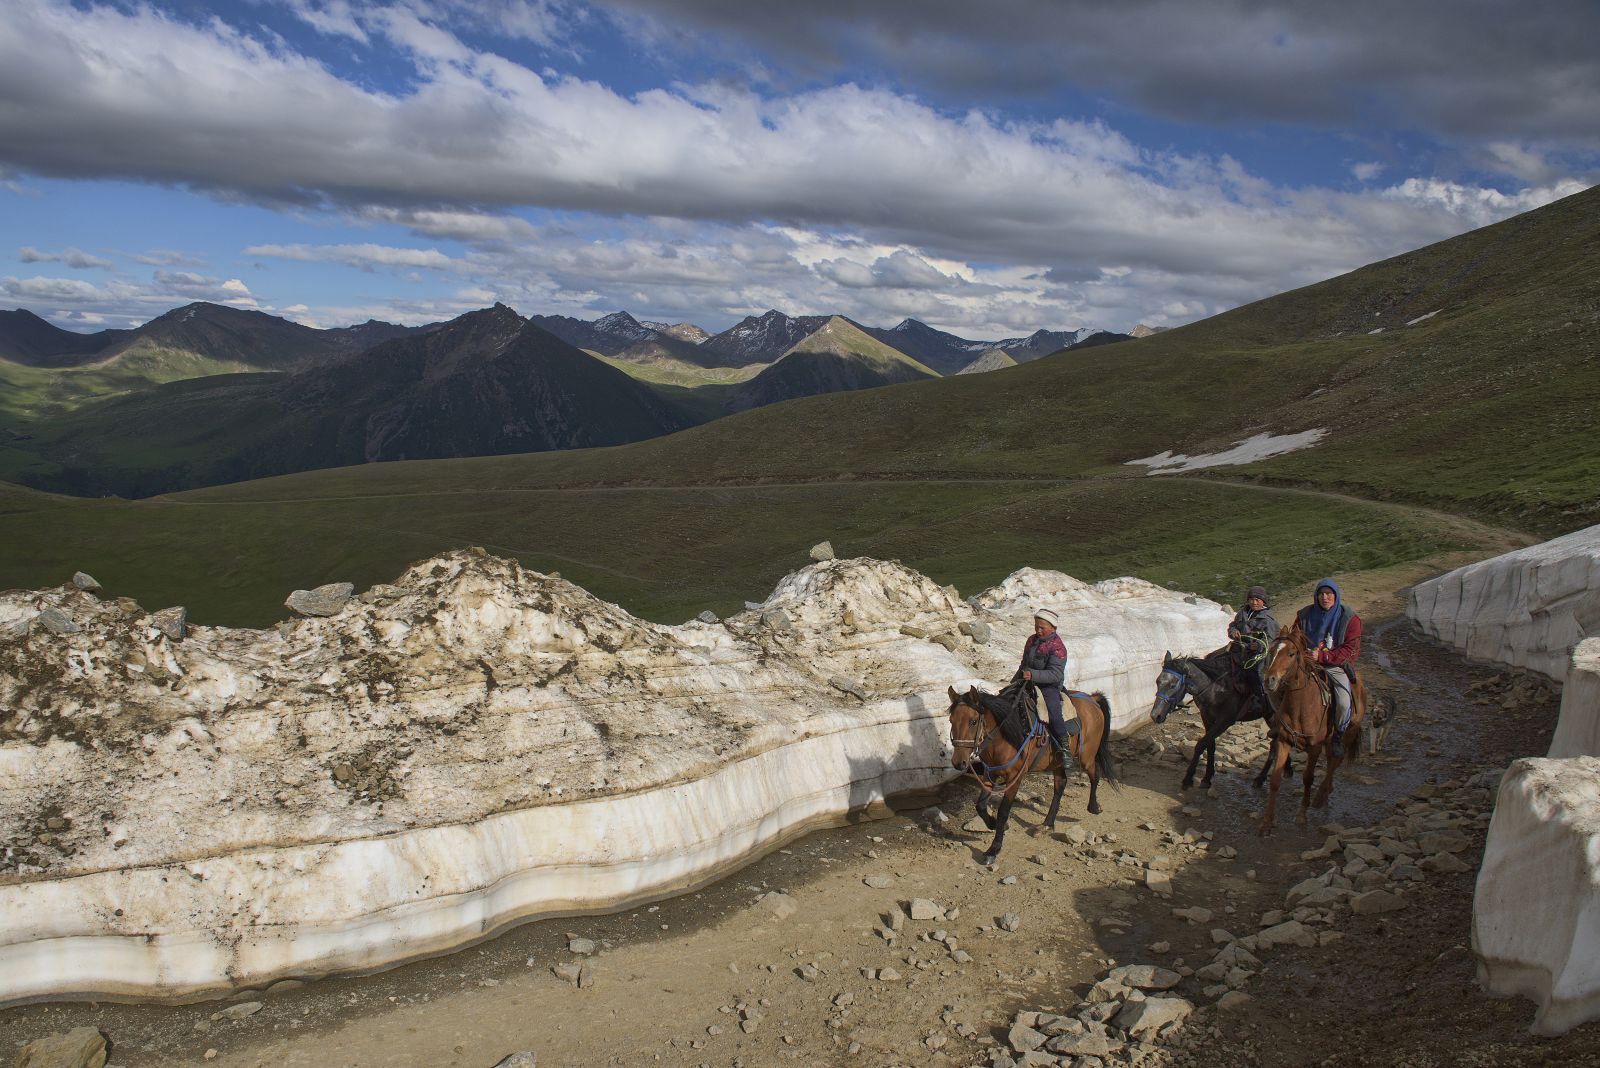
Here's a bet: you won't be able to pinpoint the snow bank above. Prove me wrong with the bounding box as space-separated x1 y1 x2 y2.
1550 638 1600 760
1407 523 1600 681
1125 429 1327 474
0 551 1226 1004
1473 756 1600 1036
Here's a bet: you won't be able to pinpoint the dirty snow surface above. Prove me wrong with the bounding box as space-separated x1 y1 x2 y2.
1126 429 1327 475
0 550 1227 1004
1408 522 1600 681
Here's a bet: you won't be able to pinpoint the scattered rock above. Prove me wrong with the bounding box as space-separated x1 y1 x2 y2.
491 1054 537 1068
997 912 1022 932
1421 851 1471 874
552 962 582 985
761 609 793 634
216 1001 262 1020
899 624 929 639
1008 1023 1048 1052
908 898 943 921
877 967 902 982
959 620 993 644
567 936 597 956
36 607 81 636
1113 996 1193 1036
1047 1032 1119 1057
756 891 798 921
1215 991 1253 1012
1144 870 1173 896
13 1027 108 1068
829 676 867 700
284 582 354 617
1350 889 1407 915
149 606 187 641
1257 920 1318 949
863 874 894 889
71 572 101 593
695 610 719 624
1171 906 1213 924
1107 964 1181 991
931 633 960 652
809 541 836 562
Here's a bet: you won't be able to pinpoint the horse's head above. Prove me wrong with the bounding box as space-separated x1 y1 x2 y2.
1263 624 1309 696
1150 651 1189 724
947 686 985 770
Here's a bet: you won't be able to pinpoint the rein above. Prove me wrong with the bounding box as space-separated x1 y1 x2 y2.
952 699 1045 791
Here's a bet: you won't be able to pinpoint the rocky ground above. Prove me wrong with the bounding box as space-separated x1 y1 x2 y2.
6 602 1599 1068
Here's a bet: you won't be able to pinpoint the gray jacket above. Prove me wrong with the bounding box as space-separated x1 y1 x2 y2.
1228 606 1280 642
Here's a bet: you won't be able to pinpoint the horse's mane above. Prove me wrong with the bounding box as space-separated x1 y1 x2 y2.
968 687 1034 748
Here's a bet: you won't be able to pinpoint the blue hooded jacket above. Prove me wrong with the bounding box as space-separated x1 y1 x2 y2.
1297 578 1351 651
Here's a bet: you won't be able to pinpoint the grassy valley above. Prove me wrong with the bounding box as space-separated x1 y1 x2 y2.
3 185 1597 626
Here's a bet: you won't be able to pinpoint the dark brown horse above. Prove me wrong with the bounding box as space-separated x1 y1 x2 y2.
1257 623 1367 836
946 685 1117 866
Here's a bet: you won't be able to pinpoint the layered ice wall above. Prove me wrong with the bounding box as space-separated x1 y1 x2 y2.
1413 529 1600 1034
1407 523 1600 681
0 551 1227 1004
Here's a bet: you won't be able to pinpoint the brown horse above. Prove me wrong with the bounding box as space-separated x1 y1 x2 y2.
1257 623 1367 836
946 685 1117 866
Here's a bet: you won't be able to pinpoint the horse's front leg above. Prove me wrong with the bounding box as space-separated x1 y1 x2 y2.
1202 733 1219 788
1297 745 1319 826
1258 737 1292 836
975 785 997 830
1253 732 1292 788
1180 731 1211 790
1042 760 1067 831
1314 746 1342 808
982 790 1018 866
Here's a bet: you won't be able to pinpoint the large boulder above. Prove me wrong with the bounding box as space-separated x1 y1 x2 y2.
14 1027 108 1068
284 582 355 617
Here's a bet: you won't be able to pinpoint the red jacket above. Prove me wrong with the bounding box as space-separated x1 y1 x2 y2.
1297 606 1361 668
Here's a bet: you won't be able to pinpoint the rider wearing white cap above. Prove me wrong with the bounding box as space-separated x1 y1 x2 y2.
1015 607 1078 754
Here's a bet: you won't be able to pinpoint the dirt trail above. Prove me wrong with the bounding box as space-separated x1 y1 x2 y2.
4 581 1596 1068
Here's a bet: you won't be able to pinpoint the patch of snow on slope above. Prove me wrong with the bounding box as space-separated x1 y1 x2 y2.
1126 429 1328 475
1407 310 1441 326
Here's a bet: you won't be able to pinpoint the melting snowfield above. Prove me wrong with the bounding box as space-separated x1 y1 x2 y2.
1126 428 1328 474
0 551 1227 1005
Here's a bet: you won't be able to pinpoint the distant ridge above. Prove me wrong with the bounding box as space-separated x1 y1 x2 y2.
955 348 1018 375
1130 323 1169 338
701 310 835 365
728 317 937 412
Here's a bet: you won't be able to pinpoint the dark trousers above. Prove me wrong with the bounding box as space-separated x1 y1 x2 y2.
1039 687 1077 742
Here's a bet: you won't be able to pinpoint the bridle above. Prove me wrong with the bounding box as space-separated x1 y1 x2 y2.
949 695 1043 791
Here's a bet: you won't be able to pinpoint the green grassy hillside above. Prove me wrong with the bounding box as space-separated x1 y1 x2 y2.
3 185 1596 626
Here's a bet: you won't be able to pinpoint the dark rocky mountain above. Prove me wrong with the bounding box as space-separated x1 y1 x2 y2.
700 310 834 365
526 310 662 356
727 317 937 413
35 305 692 496
1068 330 1135 351
858 318 992 375
990 328 1096 362
0 302 420 372
641 320 712 344
0 309 134 367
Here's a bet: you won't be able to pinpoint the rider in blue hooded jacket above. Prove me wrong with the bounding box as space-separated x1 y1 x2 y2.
1294 579 1363 757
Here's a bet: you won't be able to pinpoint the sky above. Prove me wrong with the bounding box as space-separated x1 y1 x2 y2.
1 1 1597 339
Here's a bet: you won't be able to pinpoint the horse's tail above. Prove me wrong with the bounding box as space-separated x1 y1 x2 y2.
1092 692 1118 784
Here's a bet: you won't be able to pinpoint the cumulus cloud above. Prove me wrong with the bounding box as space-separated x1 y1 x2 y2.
245 242 464 271
17 245 113 269
1 0 1593 336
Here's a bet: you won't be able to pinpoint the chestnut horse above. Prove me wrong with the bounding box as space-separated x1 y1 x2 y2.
1257 623 1367 836
946 685 1116 866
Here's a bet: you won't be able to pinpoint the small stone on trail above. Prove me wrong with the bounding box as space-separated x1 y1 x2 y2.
552 962 582 985
908 898 942 921
997 912 1022 932
1000 875 1018 886
1107 964 1182 990
1149 941 1171 954
1144 870 1173 896
71 572 101 593
863 874 894 889
491 1054 537 1068
877 967 902 982
567 936 597 955
1421 851 1471 874
757 891 798 920
1215 991 1253 1012
13 1026 108 1068
1171 906 1212 924
216 1000 263 1020
284 582 354 617
1351 889 1407 915
1181 805 1202 818
1008 1023 1048 1052
809 541 836 562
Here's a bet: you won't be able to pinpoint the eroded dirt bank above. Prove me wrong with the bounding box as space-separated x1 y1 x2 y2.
5 600 1598 1068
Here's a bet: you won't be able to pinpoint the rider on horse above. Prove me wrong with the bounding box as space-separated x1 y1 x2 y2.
1294 579 1362 758
1015 608 1080 757
1227 584 1280 701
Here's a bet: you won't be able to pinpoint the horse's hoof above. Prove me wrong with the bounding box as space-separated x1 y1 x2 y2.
1087 802 1102 816
980 853 997 868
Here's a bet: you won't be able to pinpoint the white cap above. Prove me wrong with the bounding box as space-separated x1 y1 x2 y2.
1033 608 1059 628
